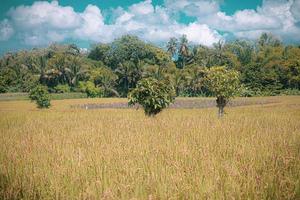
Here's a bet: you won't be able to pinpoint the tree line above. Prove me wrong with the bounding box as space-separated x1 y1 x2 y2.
0 33 300 97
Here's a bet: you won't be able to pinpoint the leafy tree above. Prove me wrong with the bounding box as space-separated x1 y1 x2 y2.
182 66 206 96
128 78 175 116
227 40 254 66
88 44 111 64
45 53 69 86
90 67 119 97
204 66 240 117
29 85 51 108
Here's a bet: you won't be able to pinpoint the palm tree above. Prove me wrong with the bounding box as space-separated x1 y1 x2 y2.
115 61 142 96
64 56 87 87
45 54 69 86
178 34 189 68
38 55 47 84
167 37 178 58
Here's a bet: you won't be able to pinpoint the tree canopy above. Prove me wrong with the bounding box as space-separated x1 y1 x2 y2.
0 33 299 97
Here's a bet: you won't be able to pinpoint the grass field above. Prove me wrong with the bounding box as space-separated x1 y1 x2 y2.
0 92 87 101
0 96 299 199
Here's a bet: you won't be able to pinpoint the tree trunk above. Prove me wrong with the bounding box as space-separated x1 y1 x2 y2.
218 105 224 118
216 96 226 118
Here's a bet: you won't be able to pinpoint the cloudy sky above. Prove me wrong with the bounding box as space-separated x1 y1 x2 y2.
0 0 300 54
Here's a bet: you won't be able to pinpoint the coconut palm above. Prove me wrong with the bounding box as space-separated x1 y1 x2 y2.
167 37 178 58
178 34 189 68
65 56 88 87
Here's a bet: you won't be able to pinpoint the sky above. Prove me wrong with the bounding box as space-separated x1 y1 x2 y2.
0 0 300 54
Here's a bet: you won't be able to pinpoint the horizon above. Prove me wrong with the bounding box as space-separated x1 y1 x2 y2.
1 0 300 55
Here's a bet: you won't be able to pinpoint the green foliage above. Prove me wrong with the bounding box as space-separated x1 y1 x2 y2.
88 44 111 64
279 89 300 96
0 33 299 97
90 67 119 97
205 66 240 99
29 85 51 108
83 81 103 98
238 85 256 97
128 78 175 116
54 84 71 93
204 66 240 117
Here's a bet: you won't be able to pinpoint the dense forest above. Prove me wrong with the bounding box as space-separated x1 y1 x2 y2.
0 33 299 97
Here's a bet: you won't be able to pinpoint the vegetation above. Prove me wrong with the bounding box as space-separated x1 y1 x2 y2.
0 96 299 199
29 85 51 108
0 92 87 101
1 33 299 97
204 67 240 117
54 84 71 93
128 78 175 116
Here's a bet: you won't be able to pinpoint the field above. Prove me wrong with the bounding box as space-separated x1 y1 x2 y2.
0 96 300 199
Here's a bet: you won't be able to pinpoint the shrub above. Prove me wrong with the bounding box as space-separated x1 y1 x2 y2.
54 84 70 93
85 81 103 98
29 85 51 108
128 78 175 116
77 81 87 93
238 85 255 97
76 81 103 98
279 89 300 96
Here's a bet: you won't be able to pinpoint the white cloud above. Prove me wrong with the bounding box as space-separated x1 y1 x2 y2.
1 0 300 47
165 0 220 17
176 23 221 45
129 0 154 15
112 1 222 45
74 5 105 41
0 19 14 41
8 1 81 30
228 0 300 42
165 0 300 43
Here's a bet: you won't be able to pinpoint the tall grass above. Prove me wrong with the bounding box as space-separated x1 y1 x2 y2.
0 96 299 199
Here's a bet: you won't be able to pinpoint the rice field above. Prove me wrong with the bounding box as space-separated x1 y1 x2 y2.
0 96 299 199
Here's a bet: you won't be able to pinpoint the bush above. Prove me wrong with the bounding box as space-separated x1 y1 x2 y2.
76 81 103 98
279 89 300 96
54 84 71 93
77 81 87 93
238 85 256 97
29 85 51 108
85 81 103 98
128 78 175 116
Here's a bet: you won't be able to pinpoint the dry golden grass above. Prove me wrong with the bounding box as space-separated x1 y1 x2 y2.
0 96 299 199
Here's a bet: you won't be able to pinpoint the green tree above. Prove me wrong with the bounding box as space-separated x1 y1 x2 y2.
182 66 206 96
178 35 189 68
204 66 240 117
115 61 142 96
88 44 111 65
258 32 282 48
29 85 51 108
128 78 175 116
65 56 88 87
167 37 178 58
90 67 119 97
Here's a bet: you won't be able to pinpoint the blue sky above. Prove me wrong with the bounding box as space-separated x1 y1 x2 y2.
0 0 299 55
